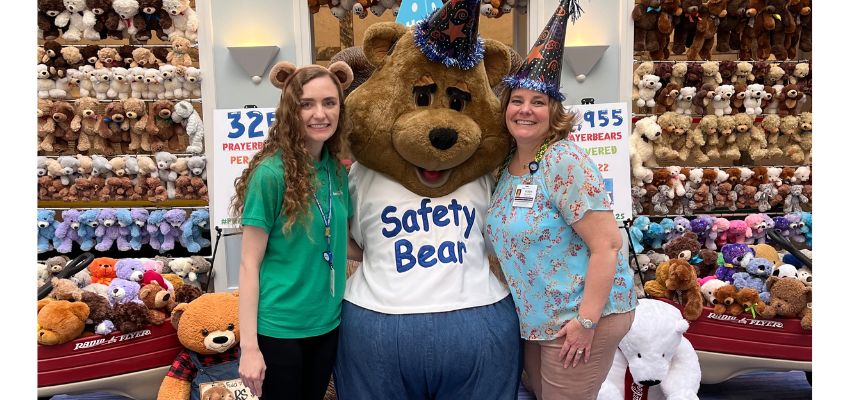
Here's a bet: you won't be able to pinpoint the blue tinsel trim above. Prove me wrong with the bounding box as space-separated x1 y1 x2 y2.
502 76 566 102
413 23 485 70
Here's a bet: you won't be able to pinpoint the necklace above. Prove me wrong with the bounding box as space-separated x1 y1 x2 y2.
311 167 335 297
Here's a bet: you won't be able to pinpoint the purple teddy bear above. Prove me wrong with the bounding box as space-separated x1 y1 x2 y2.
668 216 692 241
95 208 131 252
690 215 715 244
160 209 187 252
53 209 83 253
716 243 755 283
106 278 142 307
771 216 791 239
115 259 146 283
784 213 806 243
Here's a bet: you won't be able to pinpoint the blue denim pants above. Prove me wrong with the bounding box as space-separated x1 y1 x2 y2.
334 296 522 400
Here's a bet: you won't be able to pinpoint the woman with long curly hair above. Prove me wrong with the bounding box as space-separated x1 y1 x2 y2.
229 61 354 400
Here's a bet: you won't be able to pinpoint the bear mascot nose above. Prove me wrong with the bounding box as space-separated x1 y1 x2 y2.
429 128 458 150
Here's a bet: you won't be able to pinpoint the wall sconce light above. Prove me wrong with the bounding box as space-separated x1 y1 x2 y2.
228 46 280 84
563 45 609 83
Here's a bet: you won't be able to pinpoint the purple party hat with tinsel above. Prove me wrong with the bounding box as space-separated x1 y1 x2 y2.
502 0 584 101
413 0 484 70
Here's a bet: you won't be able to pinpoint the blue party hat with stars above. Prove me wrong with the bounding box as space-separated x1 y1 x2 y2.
413 0 484 70
502 0 584 101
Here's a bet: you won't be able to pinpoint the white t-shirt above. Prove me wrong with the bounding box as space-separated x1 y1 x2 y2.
345 163 509 314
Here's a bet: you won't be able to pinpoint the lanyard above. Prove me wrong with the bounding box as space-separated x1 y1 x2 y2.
497 137 553 182
312 167 335 297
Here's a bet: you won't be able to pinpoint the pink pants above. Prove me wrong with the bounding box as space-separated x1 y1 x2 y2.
524 311 635 400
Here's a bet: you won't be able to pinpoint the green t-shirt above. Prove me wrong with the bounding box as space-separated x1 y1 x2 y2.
241 147 350 338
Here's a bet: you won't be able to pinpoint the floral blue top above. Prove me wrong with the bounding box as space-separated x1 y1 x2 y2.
486 139 637 340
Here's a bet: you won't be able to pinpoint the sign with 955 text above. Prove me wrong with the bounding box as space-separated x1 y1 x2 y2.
565 102 632 222
213 108 276 229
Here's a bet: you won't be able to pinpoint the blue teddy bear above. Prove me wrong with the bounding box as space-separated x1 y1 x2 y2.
129 208 150 251
800 212 812 247
659 217 676 242
38 209 57 253
629 216 650 254
716 243 755 283
732 257 775 303
644 222 666 250
77 208 101 251
180 209 211 253
146 210 167 251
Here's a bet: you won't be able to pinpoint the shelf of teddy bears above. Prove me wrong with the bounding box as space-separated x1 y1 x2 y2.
305 0 529 19
627 0 813 335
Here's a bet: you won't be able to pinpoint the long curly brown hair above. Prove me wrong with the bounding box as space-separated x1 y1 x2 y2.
230 67 350 233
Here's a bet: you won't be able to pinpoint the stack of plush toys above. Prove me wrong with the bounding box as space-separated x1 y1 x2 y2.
309 0 530 19
38 0 198 43
37 208 211 254
627 214 812 330
37 40 202 101
38 97 204 155
630 165 811 216
38 152 208 202
37 254 209 345
632 0 811 61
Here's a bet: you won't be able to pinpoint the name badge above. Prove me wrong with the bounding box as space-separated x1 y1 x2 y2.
512 184 538 208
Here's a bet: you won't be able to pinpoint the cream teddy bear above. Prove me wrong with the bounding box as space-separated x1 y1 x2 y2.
90 68 113 100
162 0 199 41
108 67 132 100
182 67 202 98
712 84 735 116
172 100 204 154
675 86 696 115
160 65 183 99
55 0 97 42
637 74 662 109
743 84 765 115
631 116 662 183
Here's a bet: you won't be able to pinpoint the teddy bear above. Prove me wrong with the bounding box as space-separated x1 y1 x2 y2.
69 97 104 154
685 0 727 60
175 155 208 200
700 277 726 308
157 292 241 400
669 62 688 88
652 112 680 161
629 216 651 254
139 282 177 325
44 255 71 278
95 47 122 70
776 115 804 164
123 97 150 151
742 83 765 116
631 116 662 183
759 276 811 330
732 256 774 301
149 101 185 152
776 83 801 117
653 82 680 114
38 299 90 345
130 48 161 70
108 67 132 100
757 114 783 158
636 74 661 111
111 0 141 37
671 0 701 55
711 84 735 116
712 284 743 316
88 67 112 101
55 0 98 41
185 256 212 287
181 67 202 98
137 158 168 202
597 299 700 400
644 222 667 251
661 230 701 264
38 209 58 253
159 64 182 99
719 242 754 275
179 209 211 253
134 0 173 41
112 300 152 333
153 151 178 199
48 277 85 302
43 100 77 154
688 83 713 116
38 0 65 40
705 217 729 251
735 287 767 318
714 0 745 53
106 275 144 307
77 208 102 251
633 61 655 97
167 36 194 67
701 61 723 87
642 258 703 322
674 86 696 115
88 256 118 286
86 0 123 39
38 99 56 146
171 100 204 154
686 168 709 211
79 290 115 335
162 0 199 41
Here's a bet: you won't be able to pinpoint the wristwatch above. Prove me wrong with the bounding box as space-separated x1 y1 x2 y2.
575 315 598 329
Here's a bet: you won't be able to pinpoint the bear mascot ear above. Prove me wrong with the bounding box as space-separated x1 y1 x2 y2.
327 61 354 91
481 39 511 88
268 61 298 89
362 22 407 68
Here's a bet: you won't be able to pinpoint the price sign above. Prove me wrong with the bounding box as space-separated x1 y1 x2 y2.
565 102 632 222
213 108 276 228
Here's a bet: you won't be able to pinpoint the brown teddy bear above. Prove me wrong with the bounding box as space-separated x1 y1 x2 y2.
632 0 661 53
779 115 805 163
136 155 168 202
80 291 113 335
654 82 680 113
158 292 240 400
124 97 151 151
101 157 134 201
736 166 767 209
759 114 784 158
43 101 77 154
80 44 102 67
644 259 703 321
735 287 767 318
653 112 681 161
663 231 701 262
713 284 743 316
48 277 84 302
715 0 746 53
147 100 185 152
749 244 781 266
139 281 177 325
174 283 202 304
798 112 812 164
38 299 90 345
786 0 811 58
686 0 728 60
690 168 714 211
70 96 106 154
167 36 194 67
776 83 801 117
131 47 162 68
38 99 56 148
95 47 122 69
134 0 174 41
691 83 715 116
760 276 812 330
112 302 151 333
683 115 710 163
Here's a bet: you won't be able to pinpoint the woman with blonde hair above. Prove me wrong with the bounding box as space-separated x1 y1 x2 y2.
230 61 354 400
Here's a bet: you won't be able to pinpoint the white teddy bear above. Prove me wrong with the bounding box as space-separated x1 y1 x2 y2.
637 74 661 109
112 0 141 37
712 85 735 116
37 64 55 99
675 86 697 115
160 64 183 99
143 68 165 99
163 0 199 41
182 67 202 98
90 68 113 100
744 83 765 116
128 67 147 98
630 116 662 183
597 299 701 400
55 0 97 42
172 100 204 154
108 67 131 100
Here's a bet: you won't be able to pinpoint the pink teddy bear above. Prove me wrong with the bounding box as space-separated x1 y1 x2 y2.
726 220 751 244
744 213 768 245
